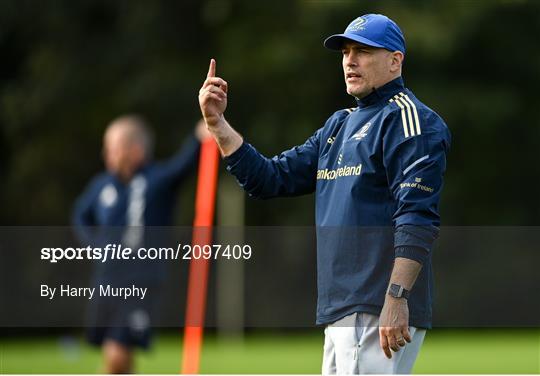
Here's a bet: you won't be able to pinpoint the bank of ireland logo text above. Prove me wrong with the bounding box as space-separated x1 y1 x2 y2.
317 164 362 180
351 122 371 141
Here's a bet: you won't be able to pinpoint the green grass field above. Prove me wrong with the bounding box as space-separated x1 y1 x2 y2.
1 329 539 374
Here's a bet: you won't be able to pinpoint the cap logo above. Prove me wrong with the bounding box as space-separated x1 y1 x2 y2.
346 17 367 32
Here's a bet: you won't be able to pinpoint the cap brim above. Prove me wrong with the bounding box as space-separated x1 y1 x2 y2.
323 33 385 50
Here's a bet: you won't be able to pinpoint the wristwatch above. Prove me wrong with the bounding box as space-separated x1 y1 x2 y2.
387 283 410 299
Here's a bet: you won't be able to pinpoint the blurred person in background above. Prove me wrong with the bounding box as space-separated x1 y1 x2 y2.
72 114 209 373
199 13 450 374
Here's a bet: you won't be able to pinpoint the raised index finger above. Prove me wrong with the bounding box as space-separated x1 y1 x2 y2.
207 58 216 78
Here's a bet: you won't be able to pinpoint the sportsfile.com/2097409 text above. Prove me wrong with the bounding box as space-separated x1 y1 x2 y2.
40 243 252 263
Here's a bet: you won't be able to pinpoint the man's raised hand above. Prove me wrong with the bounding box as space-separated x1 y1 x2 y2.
199 59 228 128
197 59 242 156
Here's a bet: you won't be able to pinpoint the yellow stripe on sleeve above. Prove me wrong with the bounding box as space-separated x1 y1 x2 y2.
390 98 410 138
400 93 421 135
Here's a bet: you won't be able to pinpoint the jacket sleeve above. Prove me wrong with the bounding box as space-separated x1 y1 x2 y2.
383 110 451 264
71 176 101 245
156 134 200 187
224 129 321 199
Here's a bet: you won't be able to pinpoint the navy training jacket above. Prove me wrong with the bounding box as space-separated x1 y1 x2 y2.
225 77 451 328
72 135 200 284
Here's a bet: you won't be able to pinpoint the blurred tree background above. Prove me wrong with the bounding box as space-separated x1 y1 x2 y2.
1 0 539 225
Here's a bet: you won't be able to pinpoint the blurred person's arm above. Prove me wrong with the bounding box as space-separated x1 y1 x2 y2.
72 176 102 245
199 59 319 198
156 120 213 188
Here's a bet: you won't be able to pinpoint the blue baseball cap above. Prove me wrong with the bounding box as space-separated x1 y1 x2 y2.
324 14 406 54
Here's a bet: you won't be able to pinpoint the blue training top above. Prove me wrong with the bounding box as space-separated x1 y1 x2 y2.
72 135 200 284
225 77 451 328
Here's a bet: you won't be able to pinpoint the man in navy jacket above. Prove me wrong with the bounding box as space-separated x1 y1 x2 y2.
199 13 450 374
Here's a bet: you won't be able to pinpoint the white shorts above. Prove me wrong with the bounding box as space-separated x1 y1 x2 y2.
322 312 426 374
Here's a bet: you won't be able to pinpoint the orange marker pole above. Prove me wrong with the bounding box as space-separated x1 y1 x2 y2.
181 138 220 374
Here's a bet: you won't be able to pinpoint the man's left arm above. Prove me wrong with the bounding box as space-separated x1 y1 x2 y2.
380 109 451 358
379 257 421 358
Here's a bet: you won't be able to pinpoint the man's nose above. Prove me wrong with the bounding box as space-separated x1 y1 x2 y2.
345 54 357 67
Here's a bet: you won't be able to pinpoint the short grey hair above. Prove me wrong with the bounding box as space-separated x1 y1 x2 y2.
108 114 155 159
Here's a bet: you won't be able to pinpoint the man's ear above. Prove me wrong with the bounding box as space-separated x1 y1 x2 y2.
390 51 404 73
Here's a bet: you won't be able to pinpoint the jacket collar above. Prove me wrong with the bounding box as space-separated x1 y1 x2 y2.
355 76 405 108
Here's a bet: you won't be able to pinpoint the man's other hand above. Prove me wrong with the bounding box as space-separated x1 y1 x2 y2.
378 296 412 359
